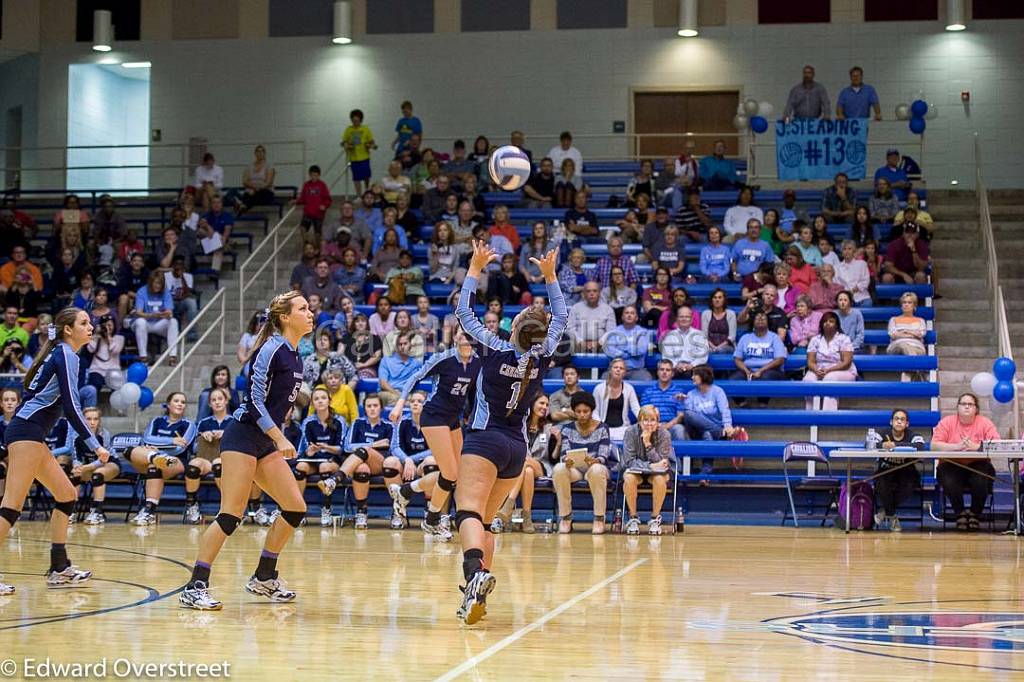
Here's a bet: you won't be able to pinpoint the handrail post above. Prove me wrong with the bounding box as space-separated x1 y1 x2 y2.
239 262 245 331
273 229 279 291
220 293 226 356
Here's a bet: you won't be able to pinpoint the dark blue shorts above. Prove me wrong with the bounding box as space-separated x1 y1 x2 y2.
420 406 461 431
351 159 372 181
4 417 47 448
220 419 278 460
462 428 526 479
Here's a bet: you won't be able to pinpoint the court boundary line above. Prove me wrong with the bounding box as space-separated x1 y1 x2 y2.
433 558 648 682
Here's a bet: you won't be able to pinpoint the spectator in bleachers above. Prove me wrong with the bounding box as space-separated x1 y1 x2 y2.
294 164 332 244
372 208 409 253
882 224 929 285
683 365 737 477
759 208 784 256
54 194 90 253
317 368 358 426
443 140 476 189
429 222 467 286
116 227 144 266
0 246 40 295
553 391 614 534
487 253 532 306
549 366 583 422
660 306 709 379
793 224 823 268
0 307 28 349
783 250 817 297
723 187 764 243
788 295 822 350
519 222 555 285
639 207 671 264
25 312 50 356
306 293 332 329
4 271 42 330
848 207 874 251
869 178 900 225
767 264 797 313
931 392 1001 531
731 219 775 279
836 291 865 352
621 404 674 535
334 199 373 254
333 295 356 335
421 174 455 224
460 174 487 217
377 332 423 406
635 192 656 229
637 359 686 440
470 134 491 178
565 190 600 240
595 236 639 288
568 281 617 353
303 258 342 312
198 195 233 272
702 288 737 354
236 311 260 365
81 313 122 406
342 313 382 378
614 209 642 245
696 225 731 284
783 65 830 120
673 153 699 189
193 152 223 211
873 408 926 532
731 311 788 406
604 305 651 380
380 160 412 205
557 247 589 305
392 100 422 153
548 131 583 174
595 358 640 440
132 270 180 366
887 207 921 243
385 249 425 304
803 312 857 410
369 228 403 286
874 149 911 202
382 309 425 358
71 271 96 311
450 200 481 244
817 236 840 270
156 225 194 274
886 291 927 365
672 188 712 241
471 224 513 294
369 296 396 337
0 339 28 384
652 225 686 283
333 246 367 303
836 66 881 121
553 157 582 209
627 160 657 208
778 189 810 234
487 298 513 333
698 139 739 191
641 266 673 329
0 195 37 244
397 132 423 171
738 284 788 340
412 295 439 353
895 191 932 235
91 194 127 243
439 192 460 224
164 256 197 337
821 173 857 224
524 157 557 208
290 241 320 292
301 327 350 395
356 189 384 233
197 364 242 421
488 205 521 252
50 247 82 310
809 263 843 311
657 287 702 340
601 266 637 321
863 240 883 282
342 110 377 196
510 129 533 162
656 156 681 201
227 144 276 216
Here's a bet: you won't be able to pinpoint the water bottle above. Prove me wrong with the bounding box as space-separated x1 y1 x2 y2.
865 428 878 451
612 509 623 534
675 507 685 533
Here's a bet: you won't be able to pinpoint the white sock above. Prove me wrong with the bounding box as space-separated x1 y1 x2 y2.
145 498 159 506
410 479 424 493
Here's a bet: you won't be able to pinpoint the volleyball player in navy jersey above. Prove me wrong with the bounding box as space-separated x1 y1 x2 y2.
452 242 565 624
180 291 314 611
387 333 480 540
338 393 405 529
128 392 197 526
183 388 238 525
0 388 21 504
0 308 111 594
46 418 77 482
295 387 346 527
71 407 118 526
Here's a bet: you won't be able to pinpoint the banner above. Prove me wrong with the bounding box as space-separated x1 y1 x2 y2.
775 118 868 181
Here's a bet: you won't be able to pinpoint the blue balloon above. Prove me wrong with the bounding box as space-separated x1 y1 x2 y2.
909 117 926 135
992 381 1015 404
910 99 928 118
993 357 1017 382
750 116 768 134
235 374 248 392
126 361 149 386
138 386 154 410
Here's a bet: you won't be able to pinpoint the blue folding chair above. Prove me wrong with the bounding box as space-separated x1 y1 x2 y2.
782 441 840 527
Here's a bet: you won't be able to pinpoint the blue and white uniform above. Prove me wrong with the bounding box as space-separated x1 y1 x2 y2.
46 419 76 458
391 417 431 464
140 415 198 460
222 334 304 459
297 413 347 461
197 414 234 436
455 275 567 478
74 427 114 465
4 342 101 454
399 347 481 430
344 417 393 455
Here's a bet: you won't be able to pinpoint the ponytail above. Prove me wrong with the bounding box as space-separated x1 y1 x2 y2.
24 307 83 391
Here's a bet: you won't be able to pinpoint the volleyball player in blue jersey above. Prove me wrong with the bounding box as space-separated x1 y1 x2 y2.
387 332 480 540
452 242 565 624
128 392 197 526
295 387 346 526
0 308 111 594
180 291 314 611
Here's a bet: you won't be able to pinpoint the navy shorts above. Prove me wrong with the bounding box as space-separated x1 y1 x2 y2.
420 406 461 431
351 159 372 181
4 417 47 448
220 419 278 460
462 428 527 479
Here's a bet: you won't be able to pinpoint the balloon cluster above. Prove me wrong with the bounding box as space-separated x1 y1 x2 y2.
970 357 1017 405
734 98 773 135
108 361 154 415
895 99 935 135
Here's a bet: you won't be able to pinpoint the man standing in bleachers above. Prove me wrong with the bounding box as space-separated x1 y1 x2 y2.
548 131 583 175
783 65 830 121
836 66 881 121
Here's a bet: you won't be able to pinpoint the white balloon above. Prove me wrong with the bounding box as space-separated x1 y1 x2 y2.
109 390 127 415
105 369 125 391
757 101 774 119
743 98 759 116
894 103 910 121
970 371 997 398
120 382 142 404
925 104 938 120
733 114 749 130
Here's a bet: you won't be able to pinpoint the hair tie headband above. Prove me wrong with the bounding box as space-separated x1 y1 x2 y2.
47 325 56 341
258 307 271 325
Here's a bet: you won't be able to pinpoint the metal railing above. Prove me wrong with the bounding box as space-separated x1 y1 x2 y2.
238 153 350 328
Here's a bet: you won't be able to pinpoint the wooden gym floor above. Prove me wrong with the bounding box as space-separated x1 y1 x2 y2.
1 521 1022 680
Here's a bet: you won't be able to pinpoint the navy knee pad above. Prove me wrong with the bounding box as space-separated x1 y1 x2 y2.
215 513 242 535
68 473 81 486
381 467 400 479
280 510 306 528
422 464 439 475
437 475 457 492
53 499 76 517
144 466 161 480
353 447 369 462
212 463 222 478
453 509 482 531
185 465 202 480
352 471 371 483
0 506 19 527
0 461 6 479
293 469 307 481
90 472 106 488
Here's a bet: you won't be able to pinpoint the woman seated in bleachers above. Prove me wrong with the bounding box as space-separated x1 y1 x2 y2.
236 311 261 365
783 247 818 295
368 295 396 337
594 358 641 441
520 222 556 286
788 295 822 351
641 267 673 329
723 186 764 243
627 160 657 208
633 193 656 230
428 222 466 286
621 405 675 536
869 177 900 225
71 271 96 311
699 225 733 284
809 263 843 311
552 392 615 535
760 208 786 256
793 224 823 268
342 313 383 378
701 287 737 354
682 365 737 477
862 240 883 283
886 292 927 357
835 290 865 352
82 313 123 407
771 262 799 314
132 270 180 366
835 240 872 305
557 247 589 305
802 311 857 410
383 309 425 359
128 391 197 526
554 157 583 209
731 311 789 407
488 204 521 252
494 394 556 534
850 207 875 252
872 408 926 532
52 194 90 262
488 253 532 306
601 266 637 323
368 228 402 285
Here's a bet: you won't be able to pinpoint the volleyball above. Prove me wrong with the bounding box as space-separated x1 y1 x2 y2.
487 145 532 191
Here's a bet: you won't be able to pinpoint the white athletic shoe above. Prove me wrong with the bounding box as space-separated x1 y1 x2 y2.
130 508 156 526
268 509 282 525
873 510 886 528
318 476 337 496
390 512 406 530
0 576 14 596
184 503 202 525
245 574 296 603
889 516 902 533
625 517 641 535
647 515 663 536
254 507 271 526
354 512 368 530
66 511 76 526
320 506 333 527
83 509 106 525
490 517 504 534
46 565 92 588
456 570 496 625
388 483 409 520
421 517 454 542
179 581 222 611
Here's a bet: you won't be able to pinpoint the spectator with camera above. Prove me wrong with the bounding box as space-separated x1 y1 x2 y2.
83 313 124 406
737 284 789 340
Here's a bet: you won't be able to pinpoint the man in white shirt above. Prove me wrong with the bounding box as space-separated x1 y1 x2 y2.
194 152 224 212
568 281 617 353
659 306 709 378
164 255 198 341
547 131 583 176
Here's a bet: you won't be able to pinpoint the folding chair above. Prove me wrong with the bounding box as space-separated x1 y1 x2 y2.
782 441 840 527
108 432 144 521
619 467 678 532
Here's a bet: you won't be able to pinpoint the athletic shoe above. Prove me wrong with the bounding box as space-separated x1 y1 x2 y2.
254 506 271 526
66 511 76 526
390 512 406 530
318 476 337 496
421 517 454 542
354 512 368 530
388 483 409 519
46 565 92 588
245 574 296 603
83 509 106 526
184 503 202 525
179 580 222 611
268 509 282 525
129 508 156 526
625 517 641 535
521 517 536 534
873 511 886 528
0 576 14 596
151 453 179 469
889 516 902 533
456 570 496 625
440 514 452 534
320 506 333 527
647 515 662 536
490 517 504 534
